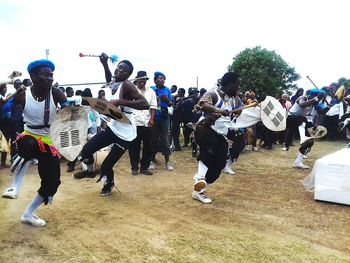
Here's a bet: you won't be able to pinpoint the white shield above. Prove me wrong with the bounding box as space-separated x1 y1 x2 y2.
50 106 88 161
260 96 286 131
82 97 130 124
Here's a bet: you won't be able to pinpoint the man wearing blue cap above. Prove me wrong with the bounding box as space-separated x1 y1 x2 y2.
1 59 67 227
149 72 174 171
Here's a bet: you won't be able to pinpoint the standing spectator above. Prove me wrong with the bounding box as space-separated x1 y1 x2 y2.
128 71 157 175
277 94 292 144
97 89 108 130
291 88 304 105
0 84 11 167
171 85 178 96
7 80 26 162
150 72 173 171
170 88 185 151
98 89 106 100
183 87 200 148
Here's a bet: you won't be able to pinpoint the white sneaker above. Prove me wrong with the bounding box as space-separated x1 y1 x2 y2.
303 155 308 159
281 147 288 151
2 188 18 199
252 147 259 151
192 190 212 204
293 163 310 169
224 166 236 175
21 214 46 227
165 162 173 171
31 159 38 165
148 161 156 170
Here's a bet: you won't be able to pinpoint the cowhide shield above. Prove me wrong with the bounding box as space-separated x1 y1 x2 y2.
81 97 130 124
260 96 287 131
50 106 88 161
307 125 328 139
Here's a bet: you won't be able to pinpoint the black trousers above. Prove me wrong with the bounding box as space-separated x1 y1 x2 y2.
195 125 227 184
151 118 171 158
170 119 182 150
183 123 191 145
284 115 309 148
324 115 339 140
227 130 245 161
80 127 130 182
128 126 153 171
16 134 61 204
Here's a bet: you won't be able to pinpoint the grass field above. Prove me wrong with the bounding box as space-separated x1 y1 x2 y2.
0 140 349 262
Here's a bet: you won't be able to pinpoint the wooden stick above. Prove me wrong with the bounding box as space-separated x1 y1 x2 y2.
230 102 258 113
57 76 149 87
306 76 320 91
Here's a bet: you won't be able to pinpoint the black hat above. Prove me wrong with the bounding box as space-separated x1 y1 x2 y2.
188 87 199 95
134 71 149 84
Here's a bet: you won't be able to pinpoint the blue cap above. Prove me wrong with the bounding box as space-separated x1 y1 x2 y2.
27 59 55 74
154 71 166 79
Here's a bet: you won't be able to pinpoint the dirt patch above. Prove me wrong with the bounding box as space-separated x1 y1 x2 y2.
1 141 349 262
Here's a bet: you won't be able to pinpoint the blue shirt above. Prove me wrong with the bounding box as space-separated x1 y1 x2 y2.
151 86 172 120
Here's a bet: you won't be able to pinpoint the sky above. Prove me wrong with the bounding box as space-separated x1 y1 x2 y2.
0 0 349 97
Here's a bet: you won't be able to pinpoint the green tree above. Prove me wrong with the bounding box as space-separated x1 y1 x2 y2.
228 46 300 100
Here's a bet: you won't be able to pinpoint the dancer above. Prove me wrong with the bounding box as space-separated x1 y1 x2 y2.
191 72 241 204
282 89 325 169
1 59 67 227
72 53 149 196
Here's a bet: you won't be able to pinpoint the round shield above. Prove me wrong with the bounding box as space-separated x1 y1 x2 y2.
260 96 287 131
50 106 88 161
307 125 327 139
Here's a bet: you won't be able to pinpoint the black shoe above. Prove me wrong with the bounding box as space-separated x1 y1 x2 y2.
67 166 75 173
132 170 138 176
72 170 96 179
100 181 114 196
140 169 153 176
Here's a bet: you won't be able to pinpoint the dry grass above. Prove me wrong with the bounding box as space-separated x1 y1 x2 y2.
0 140 349 262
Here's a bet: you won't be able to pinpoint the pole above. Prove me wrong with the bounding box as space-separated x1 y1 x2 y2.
45 49 50 60
196 76 198 89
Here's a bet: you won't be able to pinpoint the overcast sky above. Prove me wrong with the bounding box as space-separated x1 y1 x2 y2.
1 0 349 96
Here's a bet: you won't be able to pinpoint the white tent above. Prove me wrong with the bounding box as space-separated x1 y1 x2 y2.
302 147 350 205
